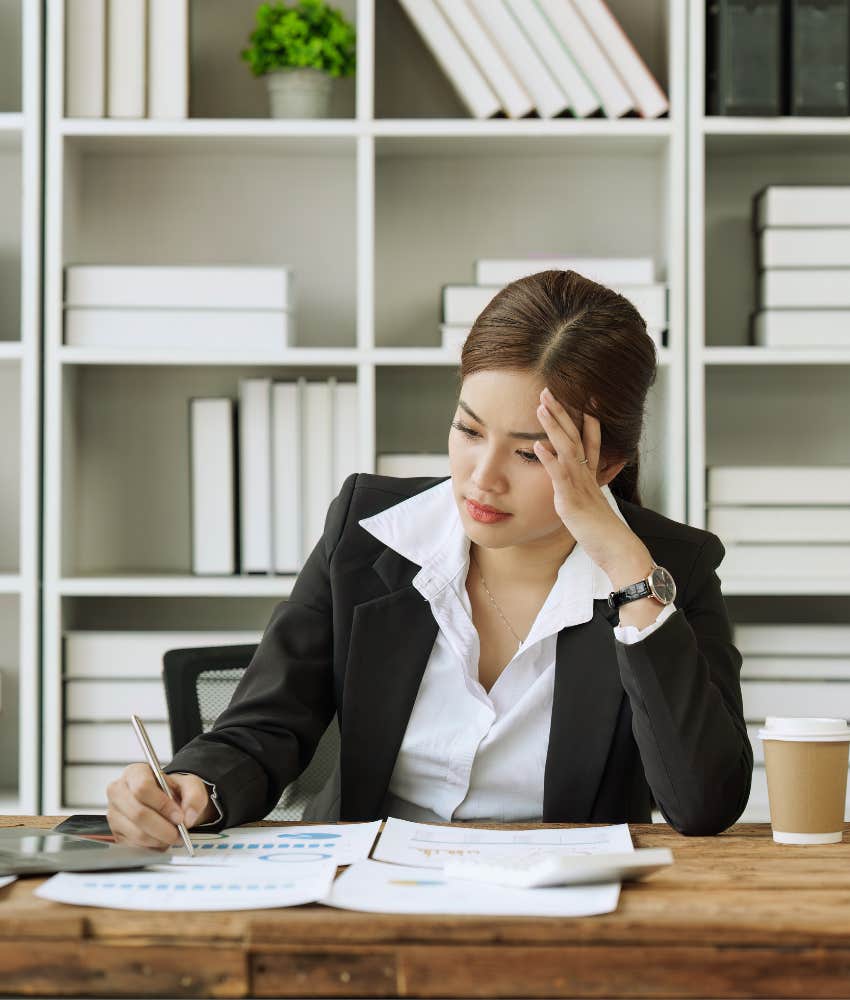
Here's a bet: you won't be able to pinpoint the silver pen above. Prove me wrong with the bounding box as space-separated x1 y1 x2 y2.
130 714 195 857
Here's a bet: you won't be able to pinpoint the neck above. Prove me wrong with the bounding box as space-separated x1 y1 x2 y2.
470 533 577 590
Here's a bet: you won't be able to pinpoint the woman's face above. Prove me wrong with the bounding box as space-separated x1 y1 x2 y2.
448 370 580 549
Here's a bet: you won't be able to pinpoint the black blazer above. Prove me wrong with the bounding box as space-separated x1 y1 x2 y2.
165 473 753 836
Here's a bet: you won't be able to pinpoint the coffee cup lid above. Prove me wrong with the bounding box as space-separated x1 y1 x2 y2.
758 716 850 742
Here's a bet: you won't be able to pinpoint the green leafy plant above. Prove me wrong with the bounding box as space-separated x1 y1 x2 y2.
241 1 356 78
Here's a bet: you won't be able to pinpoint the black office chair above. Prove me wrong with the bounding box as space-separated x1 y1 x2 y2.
162 644 339 821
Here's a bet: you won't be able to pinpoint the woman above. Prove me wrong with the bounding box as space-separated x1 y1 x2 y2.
106 269 753 847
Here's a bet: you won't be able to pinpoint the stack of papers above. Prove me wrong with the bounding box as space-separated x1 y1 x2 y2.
34 819 641 916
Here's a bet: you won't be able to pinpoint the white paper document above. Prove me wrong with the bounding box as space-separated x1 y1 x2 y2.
0 876 16 890
324 859 621 917
373 818 634 868
35 862 336 911
167 822 382 868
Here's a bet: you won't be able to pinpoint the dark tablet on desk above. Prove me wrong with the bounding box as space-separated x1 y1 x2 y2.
53 814 114 838
0 827 159 876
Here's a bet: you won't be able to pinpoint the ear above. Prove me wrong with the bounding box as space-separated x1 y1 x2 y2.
596 458 627 488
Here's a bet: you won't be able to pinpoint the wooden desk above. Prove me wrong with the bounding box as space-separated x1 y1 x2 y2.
2 816 850 998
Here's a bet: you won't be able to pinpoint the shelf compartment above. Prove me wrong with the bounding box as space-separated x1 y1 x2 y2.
60 141 358 351
58 363 357 579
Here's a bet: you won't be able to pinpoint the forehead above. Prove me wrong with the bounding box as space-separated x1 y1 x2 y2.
459 371 544 412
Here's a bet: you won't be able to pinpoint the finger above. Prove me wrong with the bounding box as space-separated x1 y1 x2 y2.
170 775 209 828
126 766 184 825
107 801 173 851
582 412 602 472
112 776 183 846
539 388 583 448
533 438 560 475
537 403 584 464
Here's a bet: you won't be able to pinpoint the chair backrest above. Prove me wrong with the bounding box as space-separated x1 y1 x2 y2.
162 644 339 821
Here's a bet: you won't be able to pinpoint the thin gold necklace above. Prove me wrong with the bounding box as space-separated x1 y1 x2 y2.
471 550 523 649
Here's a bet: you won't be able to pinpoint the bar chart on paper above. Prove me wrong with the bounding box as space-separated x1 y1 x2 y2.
167 822 382 868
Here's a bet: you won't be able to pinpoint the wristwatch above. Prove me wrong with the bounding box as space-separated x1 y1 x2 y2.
607 563 676 610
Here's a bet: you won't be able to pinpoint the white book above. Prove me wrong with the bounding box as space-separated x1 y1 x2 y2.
397 0 502 119
332 379 360 496
65 308 291 350
753 310 850 348
570 0 668 118
377 454 451 477
107 0 146 118
469 0 570 119
64 630 262 678
760 228 850 269
301 379 335 562
755 186 850 230
535 0 633 118
441 324 470 357
707 506 850 543
741 658 850 681
65 0 106 117
64 266 294 310
720 544 850 579
443 280 664 326
65 721 172 763
190 398 237 576
66 679 168 721
435 0 533 118
475 257 655 286
733 624 850 656
503 0 595 118
239 378 274 574
64 765 132 807
742 680 850 721
148 0 189 119
760 269 850 309
707 466 850 505
271 381 302 574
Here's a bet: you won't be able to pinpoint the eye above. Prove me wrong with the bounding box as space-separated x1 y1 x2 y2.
450 420 540 465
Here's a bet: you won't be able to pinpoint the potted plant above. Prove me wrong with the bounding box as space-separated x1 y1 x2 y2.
241 1 356 119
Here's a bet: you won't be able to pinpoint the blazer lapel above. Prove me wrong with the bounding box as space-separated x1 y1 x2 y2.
543 598 625 821
339 547 439 820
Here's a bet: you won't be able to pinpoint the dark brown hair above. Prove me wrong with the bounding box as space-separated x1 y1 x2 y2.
458 269 658 508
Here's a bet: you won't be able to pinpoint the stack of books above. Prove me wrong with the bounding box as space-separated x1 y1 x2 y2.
190 376 359 577
734 623 850 819
398 0 668 119
62 629 262 807
376 454 450 477
65 0 188 118
753 186 850 349
63 265 293 351
441 256 667 357
706 466 850 581
707 0 850 117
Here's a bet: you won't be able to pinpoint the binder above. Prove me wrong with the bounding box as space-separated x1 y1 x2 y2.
789 0 850 115
706 0 785 115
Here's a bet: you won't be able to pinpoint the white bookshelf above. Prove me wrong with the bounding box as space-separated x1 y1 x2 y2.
688 0 850 823
0 0 41 816
41 0 685 812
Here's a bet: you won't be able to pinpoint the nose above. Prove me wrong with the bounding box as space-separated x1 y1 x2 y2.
470 445 507 494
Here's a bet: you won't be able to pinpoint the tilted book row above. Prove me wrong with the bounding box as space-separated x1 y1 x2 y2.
399 0 668 119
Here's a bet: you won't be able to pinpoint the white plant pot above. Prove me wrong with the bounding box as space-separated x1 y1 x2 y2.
265 68 333 119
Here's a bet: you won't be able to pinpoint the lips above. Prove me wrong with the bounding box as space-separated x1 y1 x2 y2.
466 498 508 514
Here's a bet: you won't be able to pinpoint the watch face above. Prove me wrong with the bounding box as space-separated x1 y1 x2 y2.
649 566 676 604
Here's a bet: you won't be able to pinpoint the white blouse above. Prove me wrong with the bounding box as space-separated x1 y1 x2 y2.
358 478 674 822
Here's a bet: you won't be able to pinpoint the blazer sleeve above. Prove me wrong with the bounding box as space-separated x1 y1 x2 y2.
163 472 359 828
613 532 753 836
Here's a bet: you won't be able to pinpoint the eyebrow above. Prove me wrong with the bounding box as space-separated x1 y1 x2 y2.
457 400 548 441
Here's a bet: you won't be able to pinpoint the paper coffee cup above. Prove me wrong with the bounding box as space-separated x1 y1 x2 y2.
757 717 850 845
